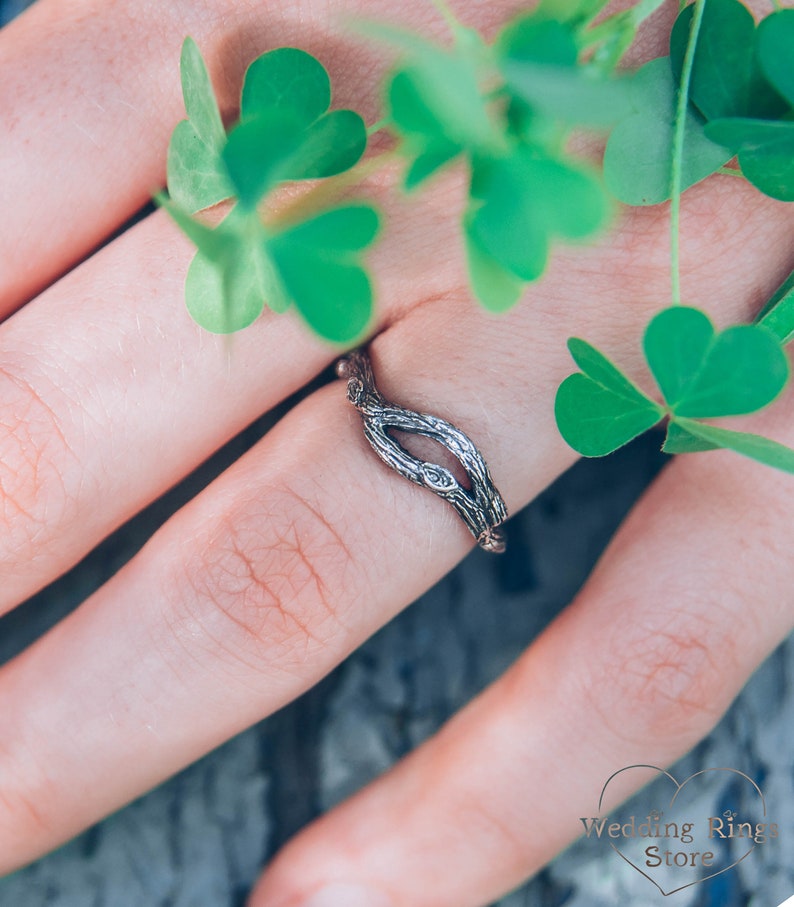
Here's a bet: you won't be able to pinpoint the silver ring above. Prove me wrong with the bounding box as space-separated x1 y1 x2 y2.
337 349 508 553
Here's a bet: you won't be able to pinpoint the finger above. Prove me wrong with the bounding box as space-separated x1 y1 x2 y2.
0 0 516 314
0 176 790 871
1 161 789 611
0 149 477 610
247 391 794 907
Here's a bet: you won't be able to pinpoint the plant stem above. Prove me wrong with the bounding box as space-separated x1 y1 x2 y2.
265 149 398 229
717 166 743 177
669 0 706 307
367 116 391 136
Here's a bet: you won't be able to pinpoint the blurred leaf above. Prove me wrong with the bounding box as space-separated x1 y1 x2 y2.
241 47 330 126
274 204 379 251
706 117 794 202
284 109 367 179
388 69 462 189
643 305 789 417
758 9 794 107
221 114 301 209
269 205 380 342
185 245 273 334
464 222 524 312
497 16 579 66
662 420 719 453
235 48 366 204
603 57 731 205
670 0 785 120
501 61 633 126
376 21 497 181
468 147 607 282
672 418 794 474
755 268 794 344
555 373 664 456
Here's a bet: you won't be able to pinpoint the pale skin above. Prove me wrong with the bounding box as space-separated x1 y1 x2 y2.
0 0 792 904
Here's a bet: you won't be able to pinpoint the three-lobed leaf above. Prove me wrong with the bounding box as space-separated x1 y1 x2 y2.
603 57 731 206
467 147 607 287
269 206 380 342
644 306 789 417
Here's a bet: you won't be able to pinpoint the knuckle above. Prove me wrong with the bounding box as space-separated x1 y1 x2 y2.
586 597 739 748
165 485 354 676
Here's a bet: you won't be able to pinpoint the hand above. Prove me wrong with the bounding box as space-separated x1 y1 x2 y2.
0 0 792 905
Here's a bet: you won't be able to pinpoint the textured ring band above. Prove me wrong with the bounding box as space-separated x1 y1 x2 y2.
337 349 508 553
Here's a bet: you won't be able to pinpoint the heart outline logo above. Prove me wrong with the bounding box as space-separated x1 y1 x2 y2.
596 764 767 897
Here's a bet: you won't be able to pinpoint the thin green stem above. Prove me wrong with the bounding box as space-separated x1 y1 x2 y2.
669 0 706 307
717 166 743 177
367 116 391 136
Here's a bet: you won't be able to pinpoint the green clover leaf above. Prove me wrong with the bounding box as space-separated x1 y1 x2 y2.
758 9 794 109
666 419 794 473
498 17 632 128
269 205 380 343
466 146 608 290
670 0 787 121
705 118 794 202
643 306 789 417
167 38 234 213
556 305 794 472
554 339 664 457
756 269 794 345
603 57 731 206
225 48 366 208
159 195 379 340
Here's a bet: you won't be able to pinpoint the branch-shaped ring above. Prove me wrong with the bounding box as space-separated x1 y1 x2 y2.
337 350 508 553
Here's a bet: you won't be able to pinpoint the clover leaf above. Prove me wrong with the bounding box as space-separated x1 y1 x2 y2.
554 340 664 456
603 57 731 206
167 38 234 213
160 194 380 340
269 205 380 343
643 306 789 417
555 306 794 471
466 147 608 292
670 0 787 121
665 4 794 203
498 17 632 127
226 48 367 208
705 118 794 202
757 9 794 109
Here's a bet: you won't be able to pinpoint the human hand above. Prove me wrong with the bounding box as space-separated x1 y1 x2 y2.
0 0 793 904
